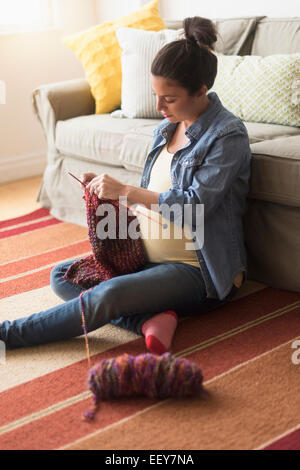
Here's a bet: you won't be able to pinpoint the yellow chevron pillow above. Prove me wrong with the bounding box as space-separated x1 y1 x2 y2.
211 53 300 127
63 0 166 114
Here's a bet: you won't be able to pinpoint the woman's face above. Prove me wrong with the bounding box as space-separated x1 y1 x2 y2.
151 75 207 124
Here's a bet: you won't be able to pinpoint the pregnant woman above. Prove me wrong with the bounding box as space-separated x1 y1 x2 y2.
0 17 251 352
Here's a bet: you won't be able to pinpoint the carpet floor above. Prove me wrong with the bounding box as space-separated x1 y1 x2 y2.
0 208 299 450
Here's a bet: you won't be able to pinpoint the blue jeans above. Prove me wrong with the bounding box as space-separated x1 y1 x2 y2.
0 258 238 349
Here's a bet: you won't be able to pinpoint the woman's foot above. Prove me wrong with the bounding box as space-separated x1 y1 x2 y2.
141 310 178 355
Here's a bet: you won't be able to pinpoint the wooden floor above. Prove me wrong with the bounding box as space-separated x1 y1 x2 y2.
0 175 43 221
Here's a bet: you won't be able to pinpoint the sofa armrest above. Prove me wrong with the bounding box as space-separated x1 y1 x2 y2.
32 78 95 153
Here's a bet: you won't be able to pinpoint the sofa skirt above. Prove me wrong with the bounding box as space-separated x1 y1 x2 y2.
244 198 300 293
36 153 142 227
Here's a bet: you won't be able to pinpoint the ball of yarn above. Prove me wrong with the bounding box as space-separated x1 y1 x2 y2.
84 352 206 420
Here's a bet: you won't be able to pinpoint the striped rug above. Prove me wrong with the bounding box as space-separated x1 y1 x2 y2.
0 208 299 450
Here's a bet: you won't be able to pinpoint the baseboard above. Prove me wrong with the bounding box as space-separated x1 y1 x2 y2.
0 151 47 184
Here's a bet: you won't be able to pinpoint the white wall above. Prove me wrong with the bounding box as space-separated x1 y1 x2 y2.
95 0 147 21
95 0 300 22
158 0 300 20
0 0 98 184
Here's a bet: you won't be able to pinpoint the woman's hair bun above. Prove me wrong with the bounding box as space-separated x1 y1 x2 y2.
151 15 218 94
183 16 218 50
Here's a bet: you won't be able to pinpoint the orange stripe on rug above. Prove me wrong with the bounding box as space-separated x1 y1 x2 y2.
0 222 88 264
0 208 50 229
0 292 299 449
0 267 54 299
0 215 53 232
0 218 62 239
0 240 90 279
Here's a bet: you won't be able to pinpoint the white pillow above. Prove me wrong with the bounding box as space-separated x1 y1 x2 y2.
112 27 183 119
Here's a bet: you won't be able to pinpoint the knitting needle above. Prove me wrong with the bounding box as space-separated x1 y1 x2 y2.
67 171 165 227
67 171 87 187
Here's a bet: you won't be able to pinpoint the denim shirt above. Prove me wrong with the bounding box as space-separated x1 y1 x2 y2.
139 91 252 301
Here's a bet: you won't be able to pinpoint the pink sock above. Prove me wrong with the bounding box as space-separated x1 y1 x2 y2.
141 310 178 355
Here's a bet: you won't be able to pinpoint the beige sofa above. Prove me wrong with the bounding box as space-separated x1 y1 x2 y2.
32 16 300 294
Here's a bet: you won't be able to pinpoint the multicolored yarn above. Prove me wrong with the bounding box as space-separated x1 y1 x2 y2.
63 188 147 288
83 352 207 420
80 289 92 370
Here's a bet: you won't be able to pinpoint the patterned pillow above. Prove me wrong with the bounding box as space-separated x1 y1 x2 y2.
63 0 166 114
211 53 300 127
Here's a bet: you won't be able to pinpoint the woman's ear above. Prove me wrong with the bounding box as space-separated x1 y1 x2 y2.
196 84 208 99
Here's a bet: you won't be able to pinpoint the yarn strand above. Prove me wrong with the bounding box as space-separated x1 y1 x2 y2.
80 290 92 370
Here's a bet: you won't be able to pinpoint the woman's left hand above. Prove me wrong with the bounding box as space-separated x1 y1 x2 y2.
85 174 127 200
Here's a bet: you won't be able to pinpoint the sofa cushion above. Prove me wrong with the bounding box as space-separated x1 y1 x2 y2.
213 16 265 55
118 124 300 208
56 115 300 201
55 114 160 167
118 120 300 171
120 124 300 207
164 16 265 55
251 18 300 55
249 135 300 207
119 122 159 172
243 122 300 144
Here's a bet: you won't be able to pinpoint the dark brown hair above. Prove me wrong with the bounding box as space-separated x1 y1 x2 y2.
151 17 218 95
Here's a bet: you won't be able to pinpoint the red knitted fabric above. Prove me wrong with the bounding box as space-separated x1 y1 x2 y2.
63 188 147 288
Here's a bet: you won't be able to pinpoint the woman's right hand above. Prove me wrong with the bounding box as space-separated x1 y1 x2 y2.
80 172 98 187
